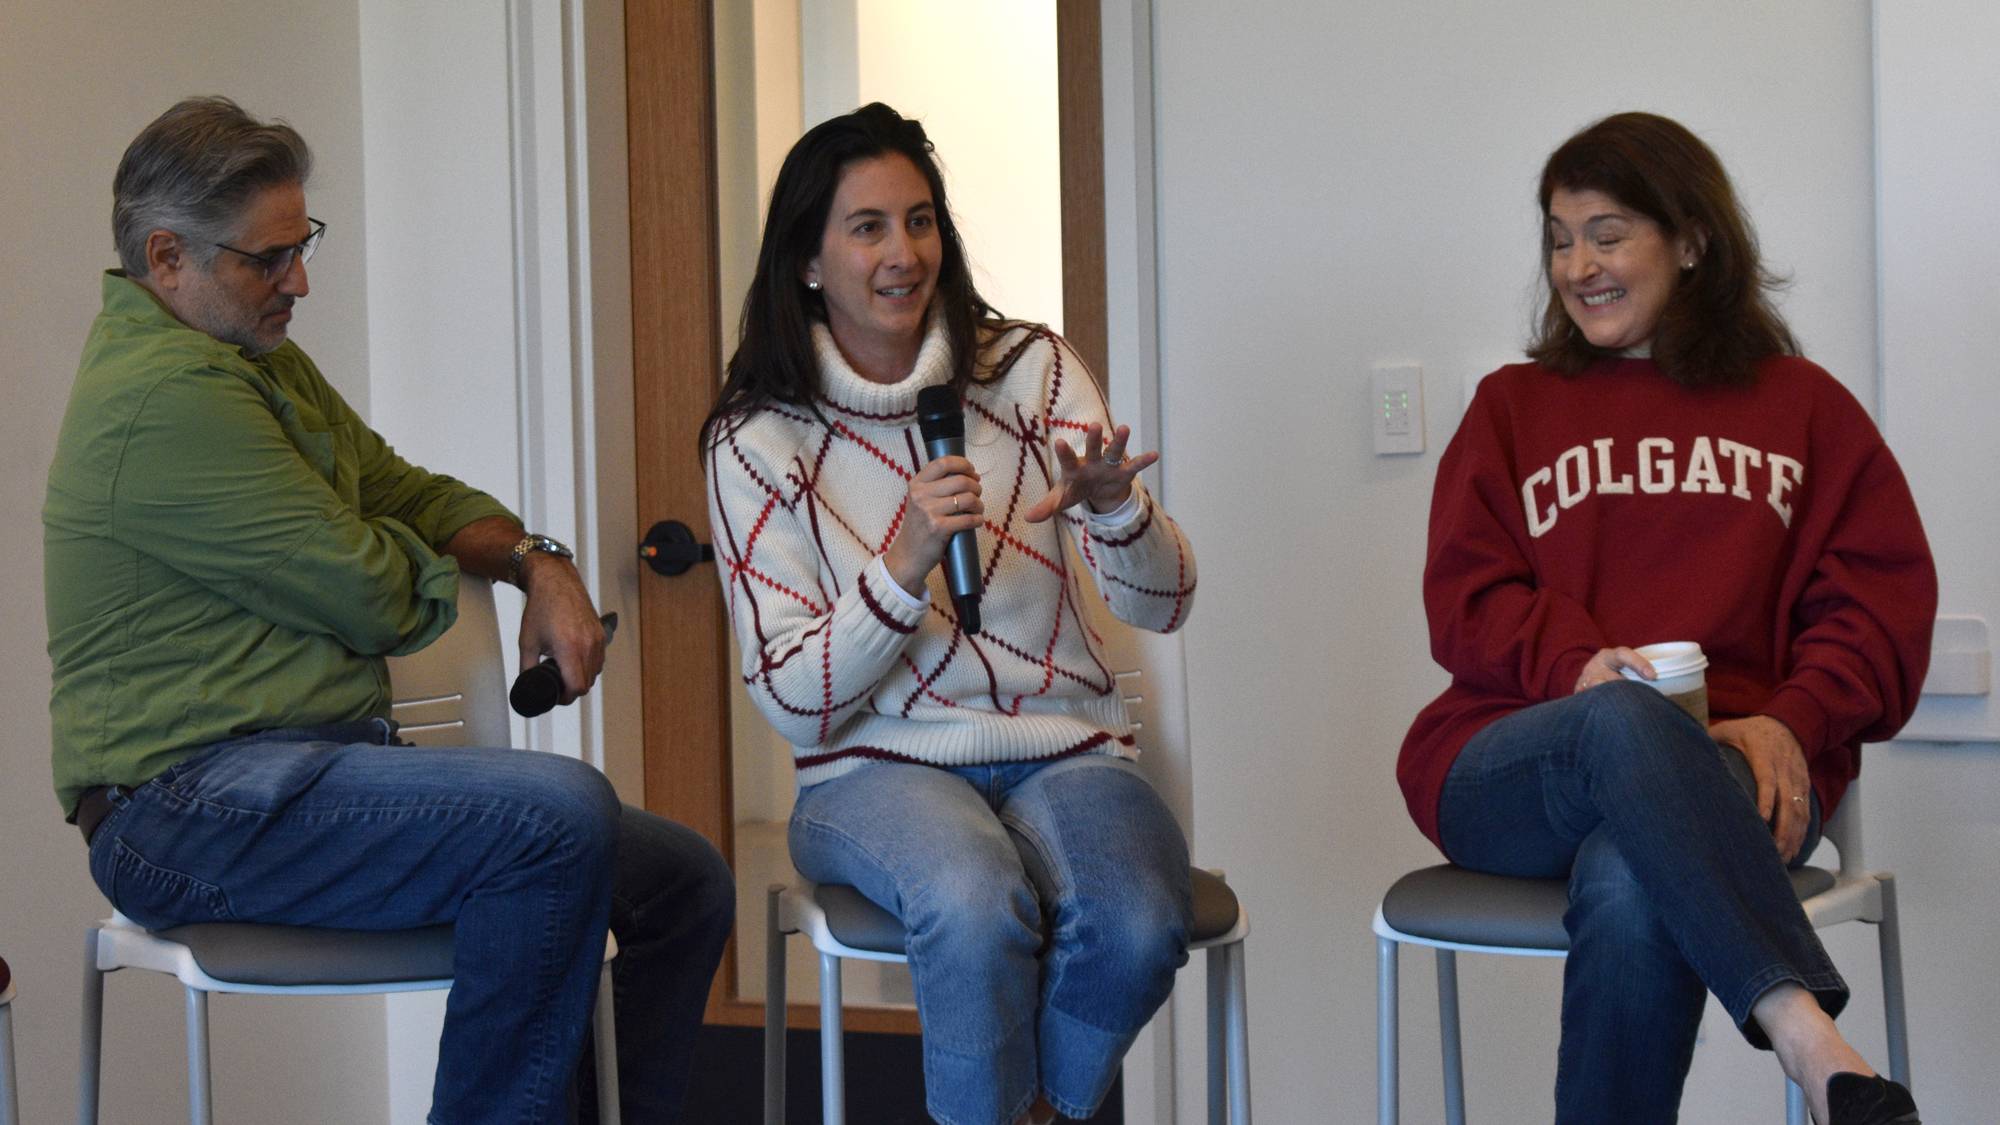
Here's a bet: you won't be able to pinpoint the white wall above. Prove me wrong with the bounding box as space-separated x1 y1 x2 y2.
1148 1 1995 1122
0 3 388 1122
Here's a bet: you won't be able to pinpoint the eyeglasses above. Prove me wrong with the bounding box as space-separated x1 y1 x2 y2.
214 217 327 281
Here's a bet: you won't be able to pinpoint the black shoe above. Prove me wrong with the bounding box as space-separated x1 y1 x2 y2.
1826 1072 1920 1124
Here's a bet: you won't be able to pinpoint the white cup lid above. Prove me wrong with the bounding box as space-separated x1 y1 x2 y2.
1629 641 1707 677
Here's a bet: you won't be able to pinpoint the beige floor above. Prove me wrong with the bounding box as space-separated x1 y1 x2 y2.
732 818 916 1009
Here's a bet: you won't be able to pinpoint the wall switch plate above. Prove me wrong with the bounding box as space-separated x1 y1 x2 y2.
1372 364 1425 455
1925 615 1992 696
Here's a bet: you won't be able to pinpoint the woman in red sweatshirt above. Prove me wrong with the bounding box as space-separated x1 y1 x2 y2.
1400 113 1935 1125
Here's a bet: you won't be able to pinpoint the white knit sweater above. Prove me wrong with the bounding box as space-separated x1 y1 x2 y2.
705 321 1197 787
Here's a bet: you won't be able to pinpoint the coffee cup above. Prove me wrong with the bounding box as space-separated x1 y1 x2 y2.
1619 641 1709 726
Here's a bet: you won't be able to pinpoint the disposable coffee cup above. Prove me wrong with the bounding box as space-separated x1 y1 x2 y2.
1620 641 1709 726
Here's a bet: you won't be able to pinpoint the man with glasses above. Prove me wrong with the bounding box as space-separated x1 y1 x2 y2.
43 96 731 1124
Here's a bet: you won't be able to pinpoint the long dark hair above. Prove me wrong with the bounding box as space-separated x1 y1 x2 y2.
1527 112 1796 387
700 103 1000 452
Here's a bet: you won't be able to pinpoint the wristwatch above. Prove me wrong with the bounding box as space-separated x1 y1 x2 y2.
508 533 575 587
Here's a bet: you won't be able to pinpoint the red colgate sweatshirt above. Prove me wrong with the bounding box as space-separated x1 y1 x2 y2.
1399 355 1937 850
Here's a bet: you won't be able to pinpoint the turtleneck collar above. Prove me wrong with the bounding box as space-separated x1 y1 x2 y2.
811 316 955 419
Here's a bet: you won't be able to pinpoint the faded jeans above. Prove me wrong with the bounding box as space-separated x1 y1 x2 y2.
1438 681 1847 1124
790 754 1192 1125
85 719 733 1124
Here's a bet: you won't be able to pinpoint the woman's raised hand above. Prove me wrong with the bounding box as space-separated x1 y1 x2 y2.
1572 646 1657 694
1023 423 1159 523
884 456 983 596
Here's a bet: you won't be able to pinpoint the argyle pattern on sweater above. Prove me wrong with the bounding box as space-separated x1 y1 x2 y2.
706 322 1196 787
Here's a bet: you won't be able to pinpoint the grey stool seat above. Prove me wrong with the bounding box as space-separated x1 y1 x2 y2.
769 867 1253 1124
1380 863 1837 953
1374 778 1909 1125
148 923 457 988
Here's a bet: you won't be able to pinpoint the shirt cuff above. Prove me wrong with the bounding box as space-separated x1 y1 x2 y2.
1083 490 1143 527
868 554 931 611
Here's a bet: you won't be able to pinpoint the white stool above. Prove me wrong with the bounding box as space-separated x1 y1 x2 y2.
79 917 619 1125
1373 778 1909 1124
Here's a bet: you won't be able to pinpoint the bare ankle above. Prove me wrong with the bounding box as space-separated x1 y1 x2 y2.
1752 984 1873 1123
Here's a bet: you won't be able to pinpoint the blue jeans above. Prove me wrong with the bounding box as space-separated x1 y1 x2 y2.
1438 682 1848 1124
790 755 1192 1125
85 720 733 1125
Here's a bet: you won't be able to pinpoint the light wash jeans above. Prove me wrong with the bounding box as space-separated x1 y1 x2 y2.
1438 681 1846 1124
790 754 1192 1125
85 719 733 1125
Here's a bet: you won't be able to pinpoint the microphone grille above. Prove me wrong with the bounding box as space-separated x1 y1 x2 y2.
916 384 963 440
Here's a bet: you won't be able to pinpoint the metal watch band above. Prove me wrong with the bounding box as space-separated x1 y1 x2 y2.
508 533 574 587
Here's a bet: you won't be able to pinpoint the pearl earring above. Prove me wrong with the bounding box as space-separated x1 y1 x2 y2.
1681 259 1697 270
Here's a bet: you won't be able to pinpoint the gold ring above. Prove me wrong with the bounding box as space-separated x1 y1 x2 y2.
952 494 961 512
1790 796 1806 804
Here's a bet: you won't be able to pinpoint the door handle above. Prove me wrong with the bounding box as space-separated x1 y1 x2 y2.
638 520 715 577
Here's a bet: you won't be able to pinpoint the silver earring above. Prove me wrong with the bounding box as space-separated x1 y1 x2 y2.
806 279 821 291
1682 259 1697 270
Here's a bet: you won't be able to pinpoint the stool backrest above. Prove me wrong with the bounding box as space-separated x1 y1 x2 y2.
385 577 510 748
1822 774 1865 875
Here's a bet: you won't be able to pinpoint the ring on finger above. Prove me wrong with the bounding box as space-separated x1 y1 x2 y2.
952 494 961 512
1790 795 1806 805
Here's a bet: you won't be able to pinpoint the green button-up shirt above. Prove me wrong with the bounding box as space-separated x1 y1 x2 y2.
43 273 517 816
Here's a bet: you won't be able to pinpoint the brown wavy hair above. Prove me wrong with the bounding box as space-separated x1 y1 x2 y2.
1528 112 1796 387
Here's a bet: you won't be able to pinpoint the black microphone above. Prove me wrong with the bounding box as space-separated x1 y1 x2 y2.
915 385 983 635
511 612 619 717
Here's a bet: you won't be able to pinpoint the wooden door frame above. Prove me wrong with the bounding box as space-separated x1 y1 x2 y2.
625 0 1108 1032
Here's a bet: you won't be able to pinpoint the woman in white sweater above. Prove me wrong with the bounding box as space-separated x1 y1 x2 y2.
701 103 1197 1125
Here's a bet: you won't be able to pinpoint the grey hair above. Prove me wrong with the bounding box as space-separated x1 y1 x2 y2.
112 96 313 277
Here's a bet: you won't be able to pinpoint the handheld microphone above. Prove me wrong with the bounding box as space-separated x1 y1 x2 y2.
510 612 619 717
915 385 983 635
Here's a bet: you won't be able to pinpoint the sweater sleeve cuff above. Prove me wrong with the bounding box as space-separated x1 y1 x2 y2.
1760 685 1832 760
1083 489 1143 528
856 556 924 616
1548 648 1595 701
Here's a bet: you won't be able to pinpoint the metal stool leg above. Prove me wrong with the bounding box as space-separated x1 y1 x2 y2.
593 962 621 1125
2 989 19 1125
1786 1078 1807 1125
79 929 103 1125
1877 875 1911 1088
1377 936 1398 1125
1225 940 1252 1124
1207 945 1226 1125
819 952 844 1125
764 887 787 1125
1437 950 1464 1125
184 987 212 1125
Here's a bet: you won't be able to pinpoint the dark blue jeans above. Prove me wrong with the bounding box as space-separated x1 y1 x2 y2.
85 720 733 1125
1437 682 1848 1124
